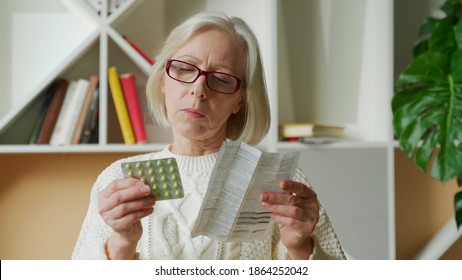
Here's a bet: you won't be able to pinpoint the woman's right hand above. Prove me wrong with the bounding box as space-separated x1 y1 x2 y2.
98 178 156 259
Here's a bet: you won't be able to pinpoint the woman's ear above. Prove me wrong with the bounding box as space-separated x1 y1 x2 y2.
233 94 245 114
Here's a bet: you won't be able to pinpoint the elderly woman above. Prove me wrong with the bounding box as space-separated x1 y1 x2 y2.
72 11 345 260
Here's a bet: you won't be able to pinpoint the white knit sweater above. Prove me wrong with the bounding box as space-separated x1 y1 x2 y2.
72 145 345 260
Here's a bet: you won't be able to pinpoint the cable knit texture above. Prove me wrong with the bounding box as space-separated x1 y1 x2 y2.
72 145 345 260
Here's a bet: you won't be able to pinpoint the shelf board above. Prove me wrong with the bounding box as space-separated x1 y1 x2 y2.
1 140 397 153
277 139 394 150
0 143 169 154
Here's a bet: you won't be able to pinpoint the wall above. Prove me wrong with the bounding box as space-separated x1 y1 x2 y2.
0 1 12 117
0 153 134 259
395 149 462 260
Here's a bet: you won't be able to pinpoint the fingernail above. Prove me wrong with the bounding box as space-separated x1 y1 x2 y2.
140 185 150 194
260 193 267 201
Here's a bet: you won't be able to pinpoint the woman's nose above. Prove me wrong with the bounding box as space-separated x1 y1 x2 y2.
191 75 208 99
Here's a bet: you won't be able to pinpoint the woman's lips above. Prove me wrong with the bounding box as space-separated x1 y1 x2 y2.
181 108 206 118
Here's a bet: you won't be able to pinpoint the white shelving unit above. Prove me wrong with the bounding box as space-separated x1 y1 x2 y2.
0 0 278 152
0 0 396 259
277 0 394 260
0 0 160 150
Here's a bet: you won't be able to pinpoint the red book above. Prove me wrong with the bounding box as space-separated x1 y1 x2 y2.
122 35 154 65
120 73 147 144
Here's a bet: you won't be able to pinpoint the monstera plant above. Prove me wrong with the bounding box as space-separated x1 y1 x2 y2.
392 0 462 228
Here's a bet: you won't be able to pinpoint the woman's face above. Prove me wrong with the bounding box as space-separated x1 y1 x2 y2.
162 28 246 143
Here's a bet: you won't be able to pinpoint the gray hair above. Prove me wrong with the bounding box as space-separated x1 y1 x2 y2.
146 11 270 145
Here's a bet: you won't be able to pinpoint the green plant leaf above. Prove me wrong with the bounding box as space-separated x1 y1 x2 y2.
430 17 457 54
396 52 449 86
441 0 462 17
455 20 462 48
455 191 462 229
396 0 462 232
419 17 440 37
393 50 462 182
413 39 429 58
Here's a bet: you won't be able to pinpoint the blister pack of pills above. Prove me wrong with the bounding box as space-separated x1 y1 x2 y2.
121 158 184 201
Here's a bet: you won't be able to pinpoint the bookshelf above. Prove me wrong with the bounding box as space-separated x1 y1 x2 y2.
0 0 398 259
0 0 279 152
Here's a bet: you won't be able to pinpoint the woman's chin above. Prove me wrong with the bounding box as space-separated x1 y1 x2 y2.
175 126 209 139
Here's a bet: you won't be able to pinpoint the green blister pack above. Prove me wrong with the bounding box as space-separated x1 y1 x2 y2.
121 158 184 201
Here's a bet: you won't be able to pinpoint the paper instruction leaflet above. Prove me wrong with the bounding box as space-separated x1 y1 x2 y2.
191 141 300 242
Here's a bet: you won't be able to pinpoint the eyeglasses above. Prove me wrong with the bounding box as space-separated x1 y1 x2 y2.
165 59 242 94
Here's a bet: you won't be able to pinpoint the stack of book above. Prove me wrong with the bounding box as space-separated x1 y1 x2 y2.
29 76 100 145
29 67 148 146
278 123 345 144
108 66 147 145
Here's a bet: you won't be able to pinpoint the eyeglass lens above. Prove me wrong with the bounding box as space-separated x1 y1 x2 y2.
167 60 240 94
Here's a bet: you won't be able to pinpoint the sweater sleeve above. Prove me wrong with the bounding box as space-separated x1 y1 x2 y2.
71 161 124 259
273 167 346 260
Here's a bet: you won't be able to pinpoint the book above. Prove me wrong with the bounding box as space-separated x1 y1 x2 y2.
50 79 90 146
120 73 147 144
108 66 135 144
278 123 345 138
122 34 154 65
36 79 69 144
90 112 99 143
81 88 100 144
71 75 99 144
28 81 59 144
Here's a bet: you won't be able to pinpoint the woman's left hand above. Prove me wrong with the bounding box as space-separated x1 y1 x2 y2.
260 180 319 259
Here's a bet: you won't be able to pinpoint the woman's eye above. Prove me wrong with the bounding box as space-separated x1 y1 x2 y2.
180 67 194 71
211 74 232 84
177 66 195 73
